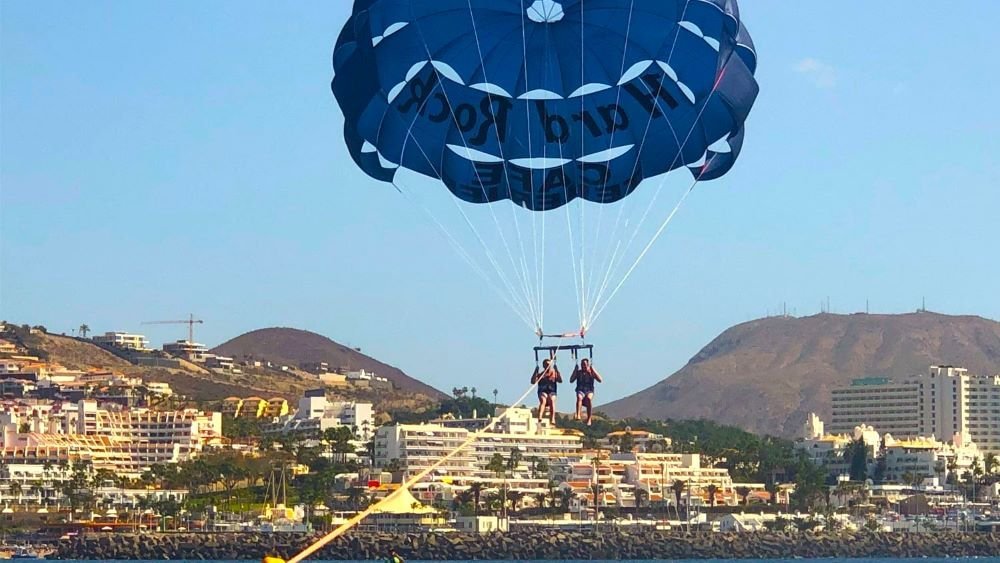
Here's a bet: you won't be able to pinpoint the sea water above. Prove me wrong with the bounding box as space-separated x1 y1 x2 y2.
49 559 1000 563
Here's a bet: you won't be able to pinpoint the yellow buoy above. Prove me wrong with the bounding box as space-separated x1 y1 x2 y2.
263 556 286 563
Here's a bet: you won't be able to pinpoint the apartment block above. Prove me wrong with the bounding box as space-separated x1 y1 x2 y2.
830 377 921 436
374 407 582 485
830 366 1000 454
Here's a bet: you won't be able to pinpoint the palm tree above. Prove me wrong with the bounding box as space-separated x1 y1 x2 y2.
671 480 686 520
634 487 649 509
79 324 90 338
483 491 503 516
706 484 719 507
648 439 669 453
451 490 473 513
9 482 22 507
507 491 525 515
346 487 369 511
486 453 506 478
535 457 550 479
506 447 523 474
947 458 959 485
735 486 751 506
833 481 854 508
558 487 576 512
468 482 485 517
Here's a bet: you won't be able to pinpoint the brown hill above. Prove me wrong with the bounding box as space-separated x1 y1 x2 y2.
32 333 133 370
211 327 446 399
601 312 1000 437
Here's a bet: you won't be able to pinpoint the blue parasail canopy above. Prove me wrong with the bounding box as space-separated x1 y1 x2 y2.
333 0 758 211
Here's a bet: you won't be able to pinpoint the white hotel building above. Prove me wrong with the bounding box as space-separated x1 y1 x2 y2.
267 390 375 441
831 365 1000 454
0 400 223 477
374 407 582 485
92 332 150 351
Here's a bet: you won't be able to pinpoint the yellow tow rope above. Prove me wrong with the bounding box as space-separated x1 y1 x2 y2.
261 355 560 563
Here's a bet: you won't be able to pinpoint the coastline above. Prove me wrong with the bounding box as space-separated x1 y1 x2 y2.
51 530 1000 560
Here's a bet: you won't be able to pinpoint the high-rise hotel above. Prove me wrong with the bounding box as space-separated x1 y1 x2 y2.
830 366 1000 454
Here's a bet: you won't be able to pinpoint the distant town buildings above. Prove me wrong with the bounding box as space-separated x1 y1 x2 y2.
221 396 289 419
0 400 223 478
798 412 983 485
266 389 375 440
830 365 1000 454
375 407 583 485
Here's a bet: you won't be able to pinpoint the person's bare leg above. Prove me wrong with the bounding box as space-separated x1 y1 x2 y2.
538 395 546 422
575 393 583 420
548 397 557 425
585 394 594 426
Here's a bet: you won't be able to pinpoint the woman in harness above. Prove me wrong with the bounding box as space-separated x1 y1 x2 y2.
531 357 561 425
571 358 603 426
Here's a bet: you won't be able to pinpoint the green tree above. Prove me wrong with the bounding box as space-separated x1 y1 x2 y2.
844 438 868 481
535 457 550 479
346 487 370 511
506 447 523 474
735 486 751 506
946 458 959 485
486 453 506 477
790 456 826 511
635 487 649 508
507 490 525 515
671 480 686 519
706 484 719 507
452 490 473 513
468 482 485 517
322 426 356 463
558 487 575 512
8 482 22 506
619 431 635 453
78 324 90 338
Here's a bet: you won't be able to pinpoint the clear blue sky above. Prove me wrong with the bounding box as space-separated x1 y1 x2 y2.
3 1 998 405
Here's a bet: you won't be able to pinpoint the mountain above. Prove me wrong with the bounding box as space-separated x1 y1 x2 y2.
211 327 446 399
601 312 1000 437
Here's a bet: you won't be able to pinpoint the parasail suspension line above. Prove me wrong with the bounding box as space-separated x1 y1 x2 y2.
418 43 542 329
464 0 542 330
382 73 539 331
588 154 718 328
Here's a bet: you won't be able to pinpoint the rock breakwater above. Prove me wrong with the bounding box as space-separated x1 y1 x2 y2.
52 530 1000 560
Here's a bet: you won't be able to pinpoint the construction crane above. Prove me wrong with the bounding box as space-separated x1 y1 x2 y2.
142 313 204 343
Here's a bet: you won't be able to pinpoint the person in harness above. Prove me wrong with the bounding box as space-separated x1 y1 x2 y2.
531 357 562 425
570 358 603 426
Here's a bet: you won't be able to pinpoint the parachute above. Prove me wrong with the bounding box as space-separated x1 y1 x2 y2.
331 0 759 335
